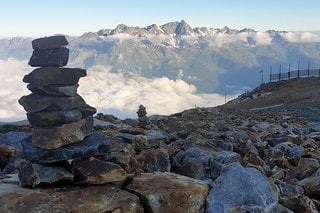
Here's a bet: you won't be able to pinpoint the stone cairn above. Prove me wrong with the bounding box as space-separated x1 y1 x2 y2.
17 36 111 187
137 104 148 128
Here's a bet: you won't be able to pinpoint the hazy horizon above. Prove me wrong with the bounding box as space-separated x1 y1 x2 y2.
1 0 320 37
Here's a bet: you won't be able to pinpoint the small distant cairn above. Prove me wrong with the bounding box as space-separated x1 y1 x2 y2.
17 35 112 187
137 104 148 128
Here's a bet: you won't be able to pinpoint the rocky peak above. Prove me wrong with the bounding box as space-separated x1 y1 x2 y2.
239 28 257 33
219 26 239 34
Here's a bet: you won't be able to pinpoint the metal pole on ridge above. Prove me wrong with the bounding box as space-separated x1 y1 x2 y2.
269 66 272 82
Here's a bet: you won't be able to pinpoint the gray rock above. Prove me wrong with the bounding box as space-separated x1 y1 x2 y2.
0 132 30 153
173 147 240 180
315 168 320 177
31 35 68 50
22 132 111 163
28 47 69 67
23 67 86 86
27 84 79 97
206 162 279 212
31 116 93 150
0 132 30 174
17 160 73 187
27 105 96 127
274 142 304 157
27 109 82 127
206 140 233 151
18 94 87 113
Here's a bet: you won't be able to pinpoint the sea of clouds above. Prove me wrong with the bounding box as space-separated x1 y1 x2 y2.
0 59 235 122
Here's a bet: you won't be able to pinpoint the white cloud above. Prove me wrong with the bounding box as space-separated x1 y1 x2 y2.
0 60 236 121
0 58 31 122
78 65 234 119
252 32 273 45
280 32 320 43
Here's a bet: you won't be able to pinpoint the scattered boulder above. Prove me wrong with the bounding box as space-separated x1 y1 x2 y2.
206 162 279 212
126 172 209 212
298 176 320 199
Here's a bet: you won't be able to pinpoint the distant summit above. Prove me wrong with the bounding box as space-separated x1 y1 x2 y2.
81 20 284 38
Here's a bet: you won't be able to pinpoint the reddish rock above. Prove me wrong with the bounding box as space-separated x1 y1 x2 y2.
0 144 16 170
136 148 171 173
0 175 143 212
126 172 209 212
72 157 131 185
298 176 320 199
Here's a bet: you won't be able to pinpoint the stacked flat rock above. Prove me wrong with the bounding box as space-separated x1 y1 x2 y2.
17 36 113 187
19 35 96 150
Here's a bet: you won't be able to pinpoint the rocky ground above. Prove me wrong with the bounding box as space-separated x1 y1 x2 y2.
0 77 320 212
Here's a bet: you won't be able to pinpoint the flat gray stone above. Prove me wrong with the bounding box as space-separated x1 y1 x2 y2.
27 105 96 127
22 132 111 163
17 160 73 187
32 35 68 50
29 110 81 128
23 67 86 86
29 47 69 67
31 116 93 150
27 84 79 97
18 94 87 113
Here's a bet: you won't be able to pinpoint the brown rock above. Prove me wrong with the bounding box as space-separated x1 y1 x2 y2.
132 135 147 152
280 196 318 212
293 157 320 180
73 157 131 185
0 175 143 212
0 144 16 170
126 172 209 212
241 152 270 174
32 116 93 150
136 148 171 172
298 176 320 199
31 35 68 50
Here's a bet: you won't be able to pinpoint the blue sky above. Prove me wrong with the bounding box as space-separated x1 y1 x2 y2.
0 0 319 37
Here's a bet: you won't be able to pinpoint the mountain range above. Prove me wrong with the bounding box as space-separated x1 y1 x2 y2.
1 20 320 94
